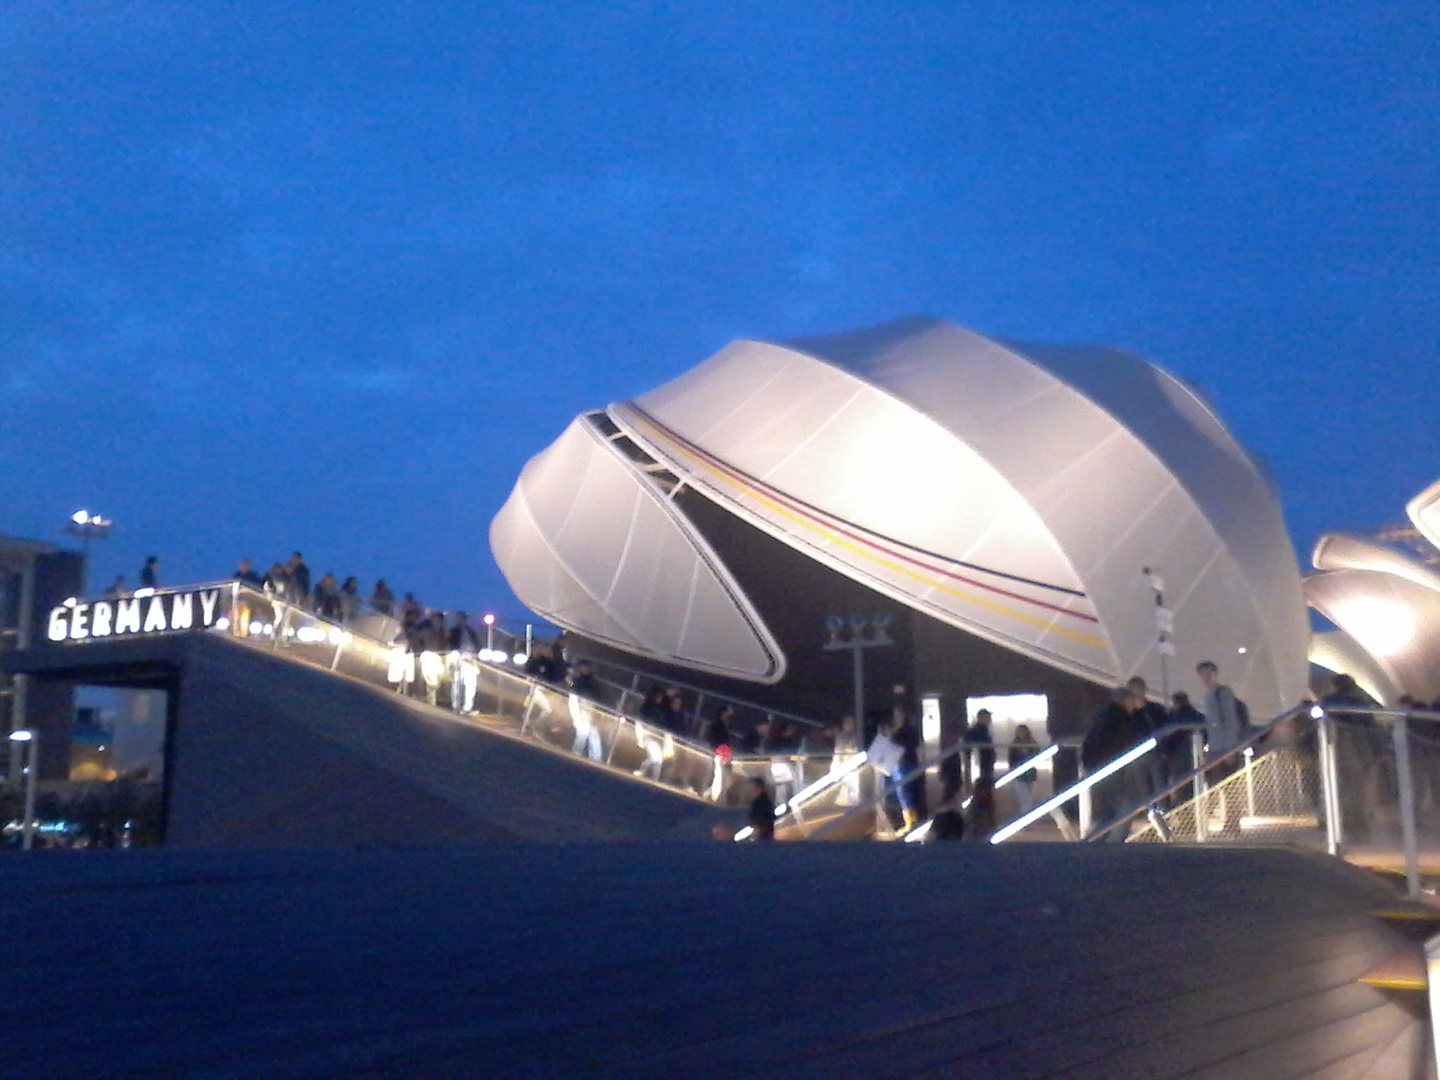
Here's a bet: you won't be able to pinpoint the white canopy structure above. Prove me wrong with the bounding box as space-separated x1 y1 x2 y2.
1305 479 1440 704
492 317 1311 716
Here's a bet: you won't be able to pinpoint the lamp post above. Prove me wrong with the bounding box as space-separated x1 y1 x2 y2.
8 730 37 851
822 613 895 746
64 510 112 589
1142 567 1175 700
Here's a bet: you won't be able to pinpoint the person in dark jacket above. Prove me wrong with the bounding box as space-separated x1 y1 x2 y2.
338 576 360 622
233 559 265 588
963 709 997 783
370 579 395 617
312 572 342 620
286 552 311 608
139 556 159 589
567 659 600 701
1081 686 1147 841
748 778 776 840
1128 677 1170 798
1165 691 1206 790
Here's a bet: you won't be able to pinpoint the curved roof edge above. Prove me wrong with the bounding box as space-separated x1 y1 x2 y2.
490 413 787 683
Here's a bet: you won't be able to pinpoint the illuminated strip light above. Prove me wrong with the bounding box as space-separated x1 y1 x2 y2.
733 752 871 841
995 743 1058 789
788 750 869 812
903 744 1060 843
990 737 1157 844
621 408 1106 649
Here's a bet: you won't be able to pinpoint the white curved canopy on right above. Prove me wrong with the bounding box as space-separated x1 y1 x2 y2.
1305 506 1440 704
1407 478 1440 552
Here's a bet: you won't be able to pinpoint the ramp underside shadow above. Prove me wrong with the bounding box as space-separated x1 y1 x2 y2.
19 633 730 845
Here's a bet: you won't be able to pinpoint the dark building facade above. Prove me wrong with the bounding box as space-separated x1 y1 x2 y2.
0 536 84 780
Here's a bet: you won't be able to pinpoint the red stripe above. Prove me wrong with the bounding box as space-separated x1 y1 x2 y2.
637 410 1101 626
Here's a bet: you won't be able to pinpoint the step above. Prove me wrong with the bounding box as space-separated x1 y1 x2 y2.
1357 949 1427 992
1368 897 1440 924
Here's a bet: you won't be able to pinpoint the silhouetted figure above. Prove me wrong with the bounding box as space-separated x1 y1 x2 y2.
1321 673 1381 843
313 572 341 620
1082 686 1147 841
370 579 395 616
286 552 311 608
448 612 482 713
964 709 997 784
139 556 158 590
892 706 925 831
233 559 264 588
1007 723 1041 818
748 778 776 841
339 576 359 622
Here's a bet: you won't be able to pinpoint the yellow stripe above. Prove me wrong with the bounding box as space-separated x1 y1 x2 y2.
632 413 1107 651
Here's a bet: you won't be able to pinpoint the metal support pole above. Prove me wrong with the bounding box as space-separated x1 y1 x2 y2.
519 685 537 737
272 603 288 652
21 735 37 851
1192 729 1207 842
1318 715 1343 856
1393 716 1422 900
1078 761 1093 837
852 646 864 745
1243 746 1256 822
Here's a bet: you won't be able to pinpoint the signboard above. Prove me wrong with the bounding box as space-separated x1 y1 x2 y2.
47 587 225 643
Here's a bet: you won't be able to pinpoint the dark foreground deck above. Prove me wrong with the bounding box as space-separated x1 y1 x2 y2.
4 843 1432 1079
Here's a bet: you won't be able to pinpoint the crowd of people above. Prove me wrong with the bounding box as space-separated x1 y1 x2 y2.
104 551 407 628
103 552 1436 847
232 552 403 623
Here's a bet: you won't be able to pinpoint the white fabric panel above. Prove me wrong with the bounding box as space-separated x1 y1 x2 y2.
614 369 1112 682
783 318 1307 716
1313 533 1440 594
621 317 1308 716
1406 478 1440 552
488 416 783 680
1306 568 1440 704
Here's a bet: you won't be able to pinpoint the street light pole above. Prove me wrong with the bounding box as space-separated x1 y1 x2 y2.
64 510 112 590
9 730 37 851
823 613 895 744
1143 567 1174 700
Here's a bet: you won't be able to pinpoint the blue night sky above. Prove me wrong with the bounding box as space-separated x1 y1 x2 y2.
3 2 1437 623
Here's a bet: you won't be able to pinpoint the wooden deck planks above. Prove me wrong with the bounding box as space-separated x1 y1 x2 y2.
2 844 1430 1079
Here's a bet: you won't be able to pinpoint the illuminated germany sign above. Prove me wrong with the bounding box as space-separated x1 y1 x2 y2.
47 588 225 642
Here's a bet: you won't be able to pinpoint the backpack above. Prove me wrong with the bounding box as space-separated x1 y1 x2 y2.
1226 687 1251 728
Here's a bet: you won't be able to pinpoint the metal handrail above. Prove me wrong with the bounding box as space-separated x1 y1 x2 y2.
1084 707 1306 842
990 719 1216 844
764 730 1071 842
